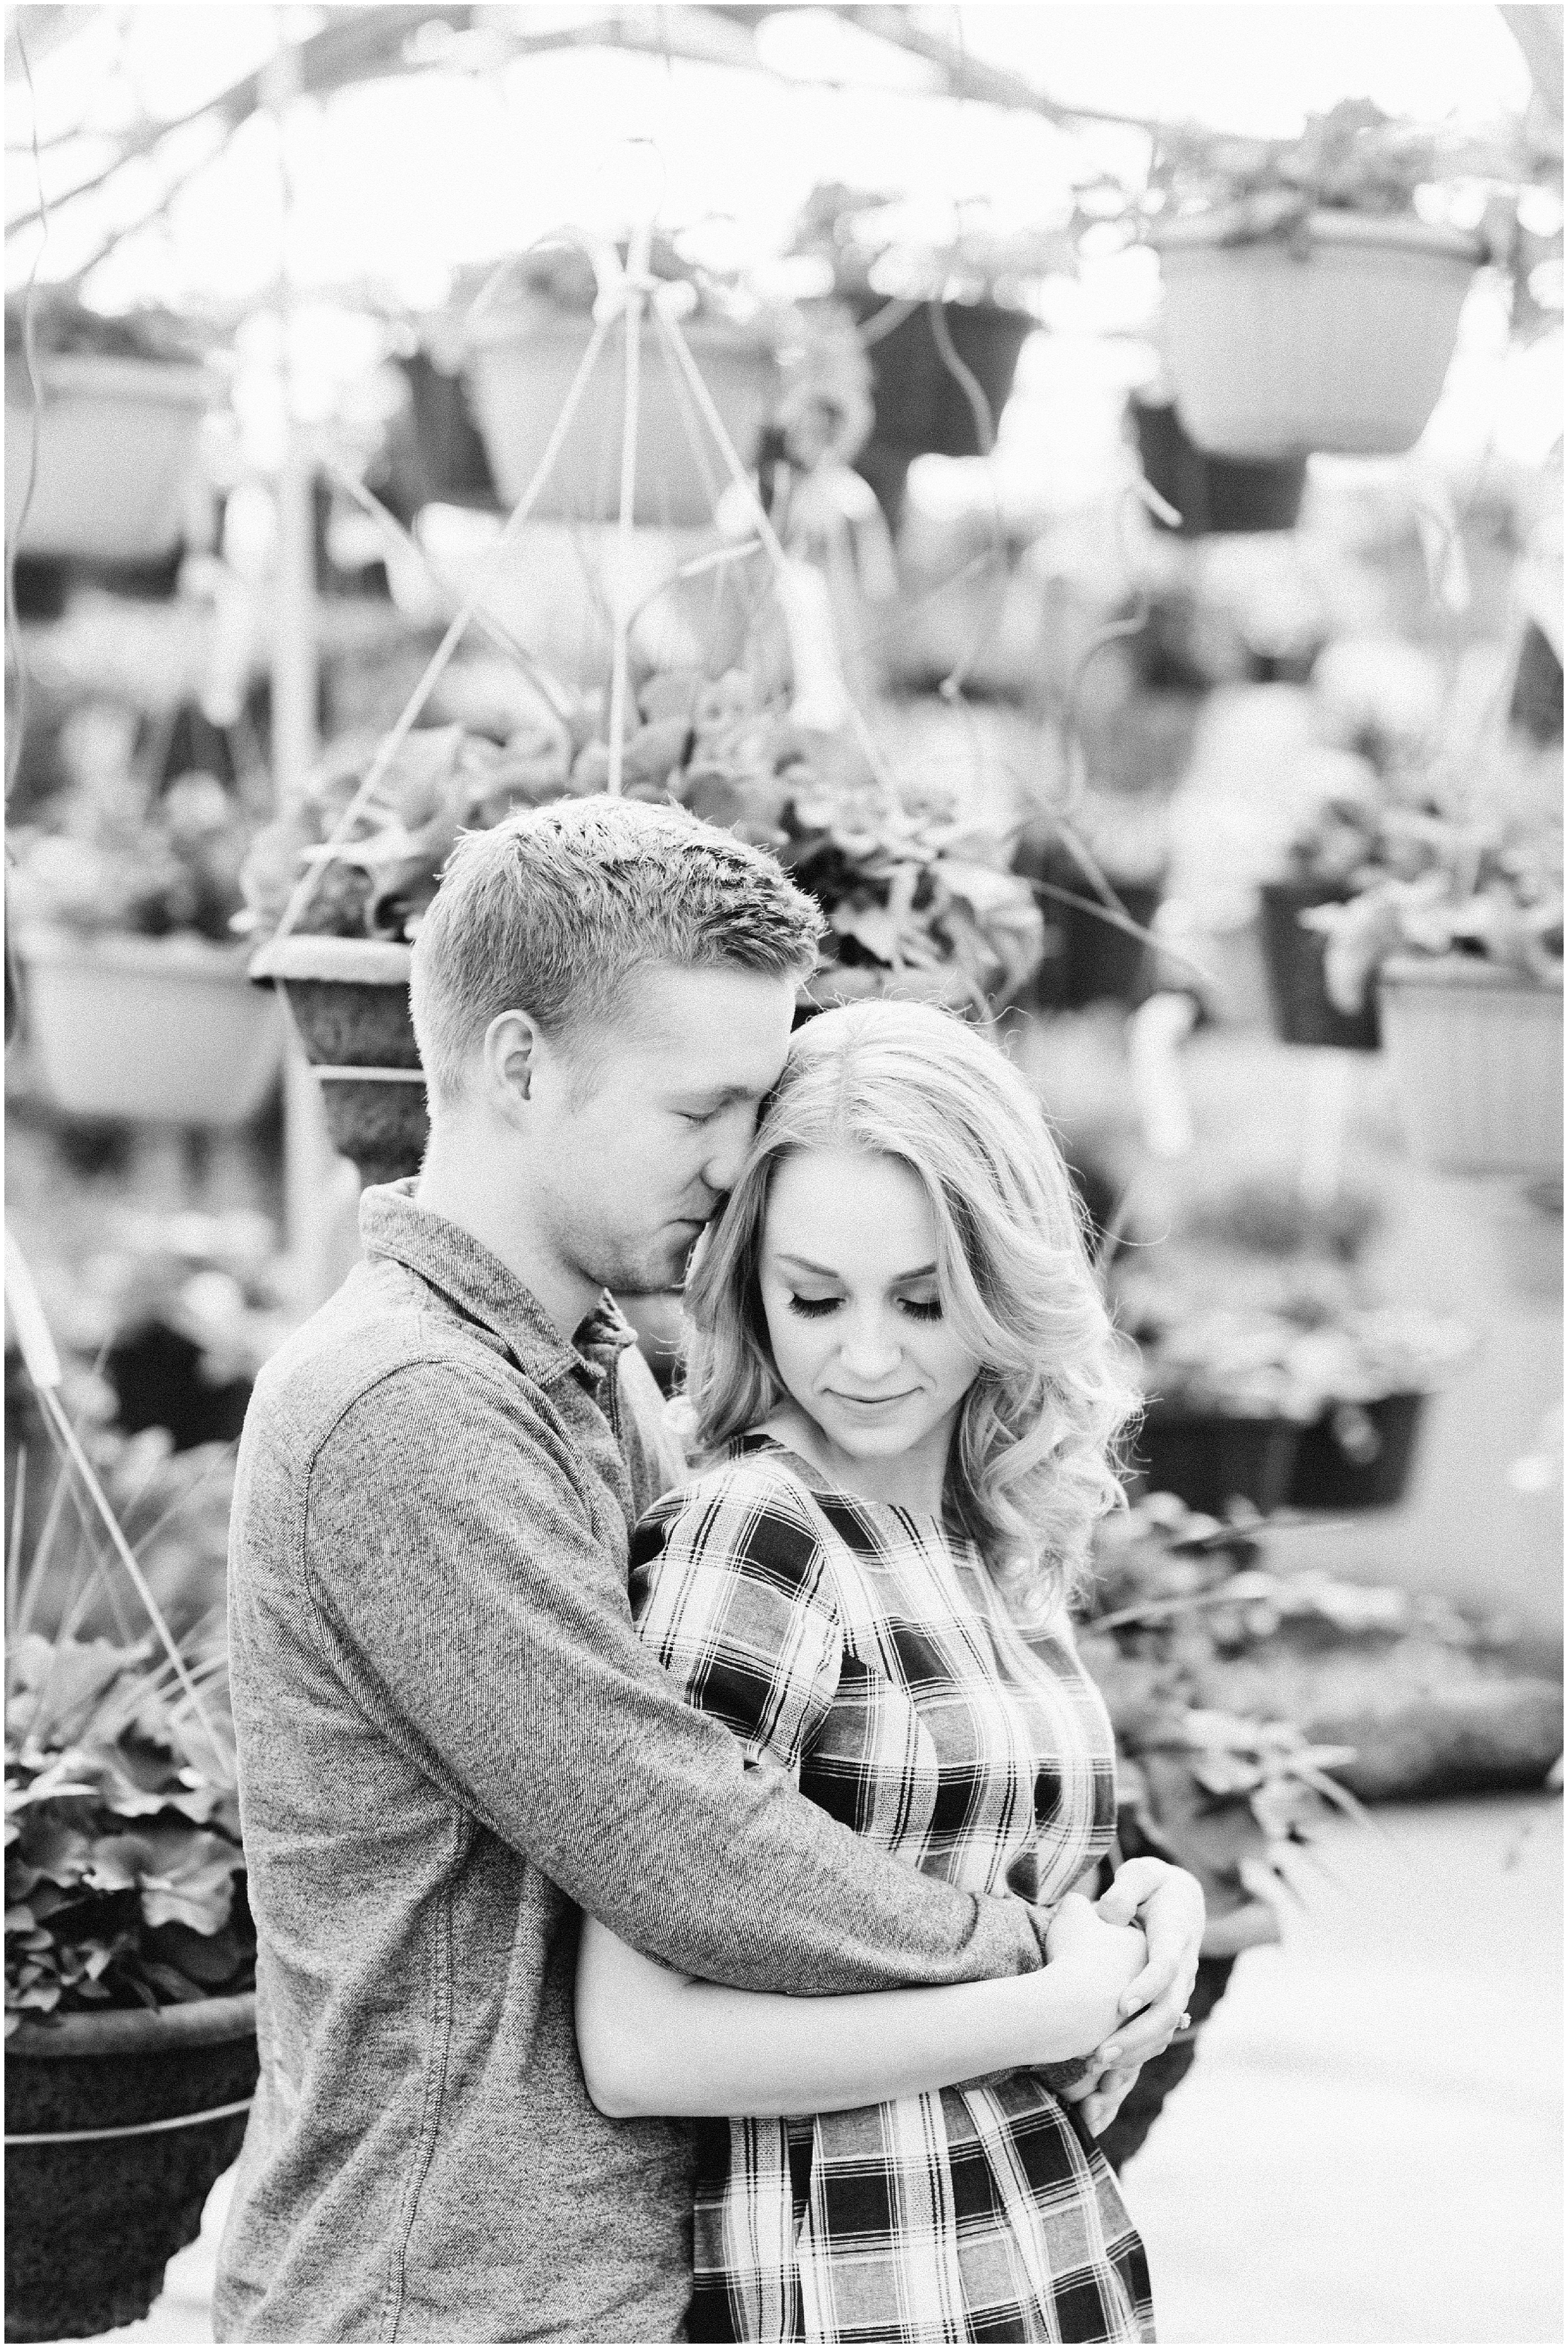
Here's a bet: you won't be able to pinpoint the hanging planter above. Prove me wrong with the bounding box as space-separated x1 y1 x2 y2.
1155 213 1480 459
1131 394 1307 536
4 354 219 565
1377 957 1563 1176
1259 882 1380 1051
849 296 1034 526
1130 1410 1302 1517
16 928 284 1128
464 314 778 527
250 936 426 1189
1286 1390 1428 1512
6 1994 258 2344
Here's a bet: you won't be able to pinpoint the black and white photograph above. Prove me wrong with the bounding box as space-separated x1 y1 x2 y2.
3 5 1562 2343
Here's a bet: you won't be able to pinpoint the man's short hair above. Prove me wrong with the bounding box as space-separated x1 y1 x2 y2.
410 795 824 1108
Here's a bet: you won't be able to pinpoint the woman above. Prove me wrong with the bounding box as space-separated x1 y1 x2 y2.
576 1002 1201 2344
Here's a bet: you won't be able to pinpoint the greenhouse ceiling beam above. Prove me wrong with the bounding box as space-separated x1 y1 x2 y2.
5 4 474 242
828 6 1162 131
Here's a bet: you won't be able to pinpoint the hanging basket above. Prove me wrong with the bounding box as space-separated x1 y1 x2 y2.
1286 1389 1428 1512
4 356 220 564
850 296 1035 525
1155 214 1480 459
250 936 427 1188
463 314 778 527
1131 395 1307 536
1131 1410 1302 1517
5 1993 257 2344
1259 882 1381 1051
16 928 285 1128
1376 956 1564 1177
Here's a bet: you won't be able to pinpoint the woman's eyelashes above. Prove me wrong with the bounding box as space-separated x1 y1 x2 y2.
785 1292 945 1322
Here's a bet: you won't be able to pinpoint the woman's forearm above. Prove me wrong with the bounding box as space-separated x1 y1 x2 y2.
575 1916 1123 2120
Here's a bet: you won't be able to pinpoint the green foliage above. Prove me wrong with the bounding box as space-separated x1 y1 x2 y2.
238 691 1045 1005
1081 1497 1372 1919
6 1632 251 2034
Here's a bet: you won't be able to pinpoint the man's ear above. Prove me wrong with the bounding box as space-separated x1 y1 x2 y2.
481 1008 540 1123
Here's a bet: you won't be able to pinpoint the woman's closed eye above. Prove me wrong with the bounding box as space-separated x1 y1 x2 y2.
785 1293 945 1321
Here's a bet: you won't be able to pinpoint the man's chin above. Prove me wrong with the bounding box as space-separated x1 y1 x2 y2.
601 1233 700 1299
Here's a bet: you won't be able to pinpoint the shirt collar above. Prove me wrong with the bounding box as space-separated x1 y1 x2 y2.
359 1179 638 1387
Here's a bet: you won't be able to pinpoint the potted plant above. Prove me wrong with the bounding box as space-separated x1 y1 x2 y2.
1130 390 1307 536
9 750 283 1129
1260 749 1394 1049
453 237 780 528
1142 101 1491 457
1016 792 1170 1012
1303 737 1564 1174
1099 1500 1562 1810
788 186 1065 523
6 1261 257 2343
5 291 223 578
243 681 1046 1183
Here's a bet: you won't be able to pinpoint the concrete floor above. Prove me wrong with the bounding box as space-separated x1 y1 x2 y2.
56 1793 1560 2348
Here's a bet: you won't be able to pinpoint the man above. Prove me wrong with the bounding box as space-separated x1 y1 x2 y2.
216 797 1194 2342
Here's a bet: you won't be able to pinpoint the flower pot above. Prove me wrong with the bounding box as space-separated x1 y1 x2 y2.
1019 871 1163 1013
1132 1410 1301 1517
392 349 501 513
1155 214 1480 459
5 1992 257 2343
1131 395 1307 535
1376 957 1564 1177
1286 1389 1427 1512
250 936 427 1187
16 929 285 1128
850 297 1034 526
1259 881 1380 1050
464 314 778 527
4 355 219 563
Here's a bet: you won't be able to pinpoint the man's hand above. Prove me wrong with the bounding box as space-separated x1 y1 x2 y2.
1085 1858 1205 2078
1057 2054 1143 2138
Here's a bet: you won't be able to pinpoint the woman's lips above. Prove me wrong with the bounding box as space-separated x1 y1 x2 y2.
828 1390 918 1410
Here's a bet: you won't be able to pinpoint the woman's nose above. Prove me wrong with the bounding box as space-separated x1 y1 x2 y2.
837 1314 903 1380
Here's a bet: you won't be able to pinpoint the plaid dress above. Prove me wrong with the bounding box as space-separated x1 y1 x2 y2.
630 1435 1155 2346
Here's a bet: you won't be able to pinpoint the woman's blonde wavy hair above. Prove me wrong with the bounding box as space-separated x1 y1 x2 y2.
684 1001 1143 1617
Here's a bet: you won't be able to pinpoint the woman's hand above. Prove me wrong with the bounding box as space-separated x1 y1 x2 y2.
1085 1859 1206 2076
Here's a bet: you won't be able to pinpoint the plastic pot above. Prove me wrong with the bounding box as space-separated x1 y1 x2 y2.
1132 1410 1302 1517
850 297 1035 524
464 314 778 526
1015 866 1163 1013
1376 957 1563 1177
1286 1390 1427 1512
16 929 284 1127
392 349 500 512
1155 213 1480 459
4 355 219 564
1131 395 1307 535
5 1993 257 2344
250 935 427 1187
1259 881 1380 1051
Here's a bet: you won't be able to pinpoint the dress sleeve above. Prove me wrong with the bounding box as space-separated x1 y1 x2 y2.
631 1462 843 1773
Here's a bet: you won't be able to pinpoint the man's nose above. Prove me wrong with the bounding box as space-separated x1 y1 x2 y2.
701 1108 759 1196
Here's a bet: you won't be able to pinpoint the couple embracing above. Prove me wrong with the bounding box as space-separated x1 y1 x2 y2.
214 798 1204 2345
